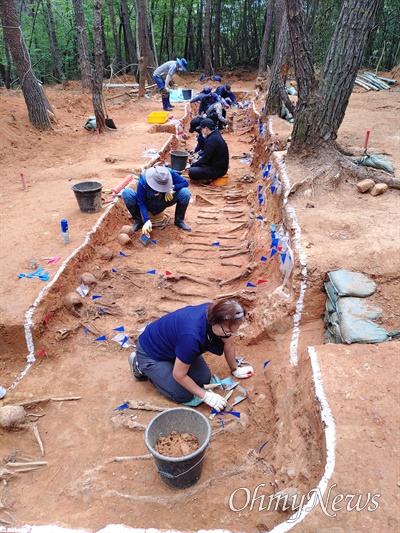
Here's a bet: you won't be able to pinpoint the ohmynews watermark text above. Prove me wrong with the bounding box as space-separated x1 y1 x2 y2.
229 483 380 522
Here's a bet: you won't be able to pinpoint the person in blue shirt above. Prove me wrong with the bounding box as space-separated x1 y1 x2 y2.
153 58 187 111
189 86 212 104
215 84 236 103
121 165 191 233
128 300 254 411
198 89 220 115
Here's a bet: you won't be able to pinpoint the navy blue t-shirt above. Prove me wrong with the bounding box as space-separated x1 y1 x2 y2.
138 303 224 364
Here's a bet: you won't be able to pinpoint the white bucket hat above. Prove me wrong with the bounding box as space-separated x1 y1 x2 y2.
145 166 173 192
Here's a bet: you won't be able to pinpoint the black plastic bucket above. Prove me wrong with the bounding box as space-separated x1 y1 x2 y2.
71 181 103 213
144 407 211 490
170 150 189 172
181 89 192 100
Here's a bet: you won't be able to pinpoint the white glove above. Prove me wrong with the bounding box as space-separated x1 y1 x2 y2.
232 365 254 379
202 391 227 412
142 220 152 235
165 189 175 202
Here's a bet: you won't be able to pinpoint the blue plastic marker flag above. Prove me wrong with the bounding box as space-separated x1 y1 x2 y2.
260 256 267 261
280 253 287 264
92 295 102 300
199 74 205 81
270 249 278 258
271 223 276 231
271 232 276 239
211 409 226 416
263 360 271 368
258 440 270 454
113 326 125 332
212 242 220 246
256 216 264 221
146 270 156 275
270 238 279 248
94 335 107 342
258 185 263 192
151 240 157 244
258 197 264 205
99 308 106 313
84 328 88 335
271 186 276 195
246 282 256 287
226 411 241 418
112 268 117 273
120 336 129 347
217 417 225 428
119 251 127 257
261 163 265 170
114 403 129 411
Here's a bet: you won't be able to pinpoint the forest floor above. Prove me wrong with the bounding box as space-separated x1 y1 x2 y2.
0 69 399 533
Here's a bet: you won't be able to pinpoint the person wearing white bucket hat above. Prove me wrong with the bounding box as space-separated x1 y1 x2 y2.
153 58 188 111
121 165 191 233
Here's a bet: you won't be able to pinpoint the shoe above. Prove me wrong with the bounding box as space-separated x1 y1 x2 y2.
133 220 143 232
174 203 191 231
128 352 148 381
174 219 191 231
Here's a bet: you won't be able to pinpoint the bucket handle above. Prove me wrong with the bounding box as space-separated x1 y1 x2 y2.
152 445 209 479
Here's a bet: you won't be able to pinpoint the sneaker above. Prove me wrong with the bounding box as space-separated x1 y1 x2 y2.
128 352 148 381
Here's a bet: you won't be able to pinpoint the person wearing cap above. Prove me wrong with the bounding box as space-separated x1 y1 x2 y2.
128 299 254 411
204 98 232 130
189 86 213 104
188 118 229 183
197 89 220 116
188 116 206 155
153 58 188 111
121 165 191 233
215 84 236 103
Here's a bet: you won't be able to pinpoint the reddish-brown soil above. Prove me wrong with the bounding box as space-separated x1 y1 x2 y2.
155 431 200 457
0 69 399 533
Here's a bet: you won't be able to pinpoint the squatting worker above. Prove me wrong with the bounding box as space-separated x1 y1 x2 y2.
153 58 187 111
188 118 229 183
121 165 191 233
128 300 254 412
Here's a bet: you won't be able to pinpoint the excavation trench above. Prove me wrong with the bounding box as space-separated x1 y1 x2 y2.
0 110 328 532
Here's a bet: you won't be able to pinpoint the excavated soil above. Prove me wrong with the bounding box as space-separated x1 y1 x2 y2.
0 69 399 532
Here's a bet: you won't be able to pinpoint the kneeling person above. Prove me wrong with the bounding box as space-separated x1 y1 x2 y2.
188 118 229 184
122 166 191 233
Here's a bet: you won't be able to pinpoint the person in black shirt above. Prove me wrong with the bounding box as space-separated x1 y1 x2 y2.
188 119 229 183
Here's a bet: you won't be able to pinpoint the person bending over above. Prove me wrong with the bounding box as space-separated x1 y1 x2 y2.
188 118 229 183
153 58 187 111
215 84 236 103
128 300 254 411
121 165 191 233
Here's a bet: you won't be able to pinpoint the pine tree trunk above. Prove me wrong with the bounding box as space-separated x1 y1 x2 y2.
44 0 66 84
120 0 137 70
204 0 212 76
106 0 122 71
0 0 51 130
287 0 381 152
258 0 274 77
214 0 221 69
135 0 149 97
72 0 92 92
93 0 106 133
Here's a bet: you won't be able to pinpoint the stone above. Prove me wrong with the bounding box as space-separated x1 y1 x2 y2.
357 179 375 193
370 183 388 196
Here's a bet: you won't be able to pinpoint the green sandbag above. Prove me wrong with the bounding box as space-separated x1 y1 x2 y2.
338 314 389 344
328 270 376 298
352 153 394 174
336 297 382 320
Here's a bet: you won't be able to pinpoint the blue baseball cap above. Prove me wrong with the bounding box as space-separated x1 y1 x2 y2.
177 58 187 71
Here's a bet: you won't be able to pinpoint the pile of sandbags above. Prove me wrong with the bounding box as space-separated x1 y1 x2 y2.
324 270 398 344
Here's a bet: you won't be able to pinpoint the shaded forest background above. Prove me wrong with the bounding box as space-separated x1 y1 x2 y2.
1 0 399 88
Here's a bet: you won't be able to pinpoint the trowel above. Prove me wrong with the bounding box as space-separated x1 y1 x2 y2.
203 376 239 391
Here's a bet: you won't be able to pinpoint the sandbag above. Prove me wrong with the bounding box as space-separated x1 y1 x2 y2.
328 270 376 298
336 297 382 320
352 153 394 174
338 314 389 344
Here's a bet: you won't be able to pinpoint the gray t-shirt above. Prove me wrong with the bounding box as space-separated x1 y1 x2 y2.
153 61 178 79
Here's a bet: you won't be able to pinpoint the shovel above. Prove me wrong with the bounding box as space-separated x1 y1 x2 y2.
102 91 117 129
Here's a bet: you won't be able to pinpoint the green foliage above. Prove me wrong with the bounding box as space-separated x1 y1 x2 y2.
1 0 398 86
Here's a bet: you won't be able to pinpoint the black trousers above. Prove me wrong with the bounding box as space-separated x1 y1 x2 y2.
189 165 226 182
